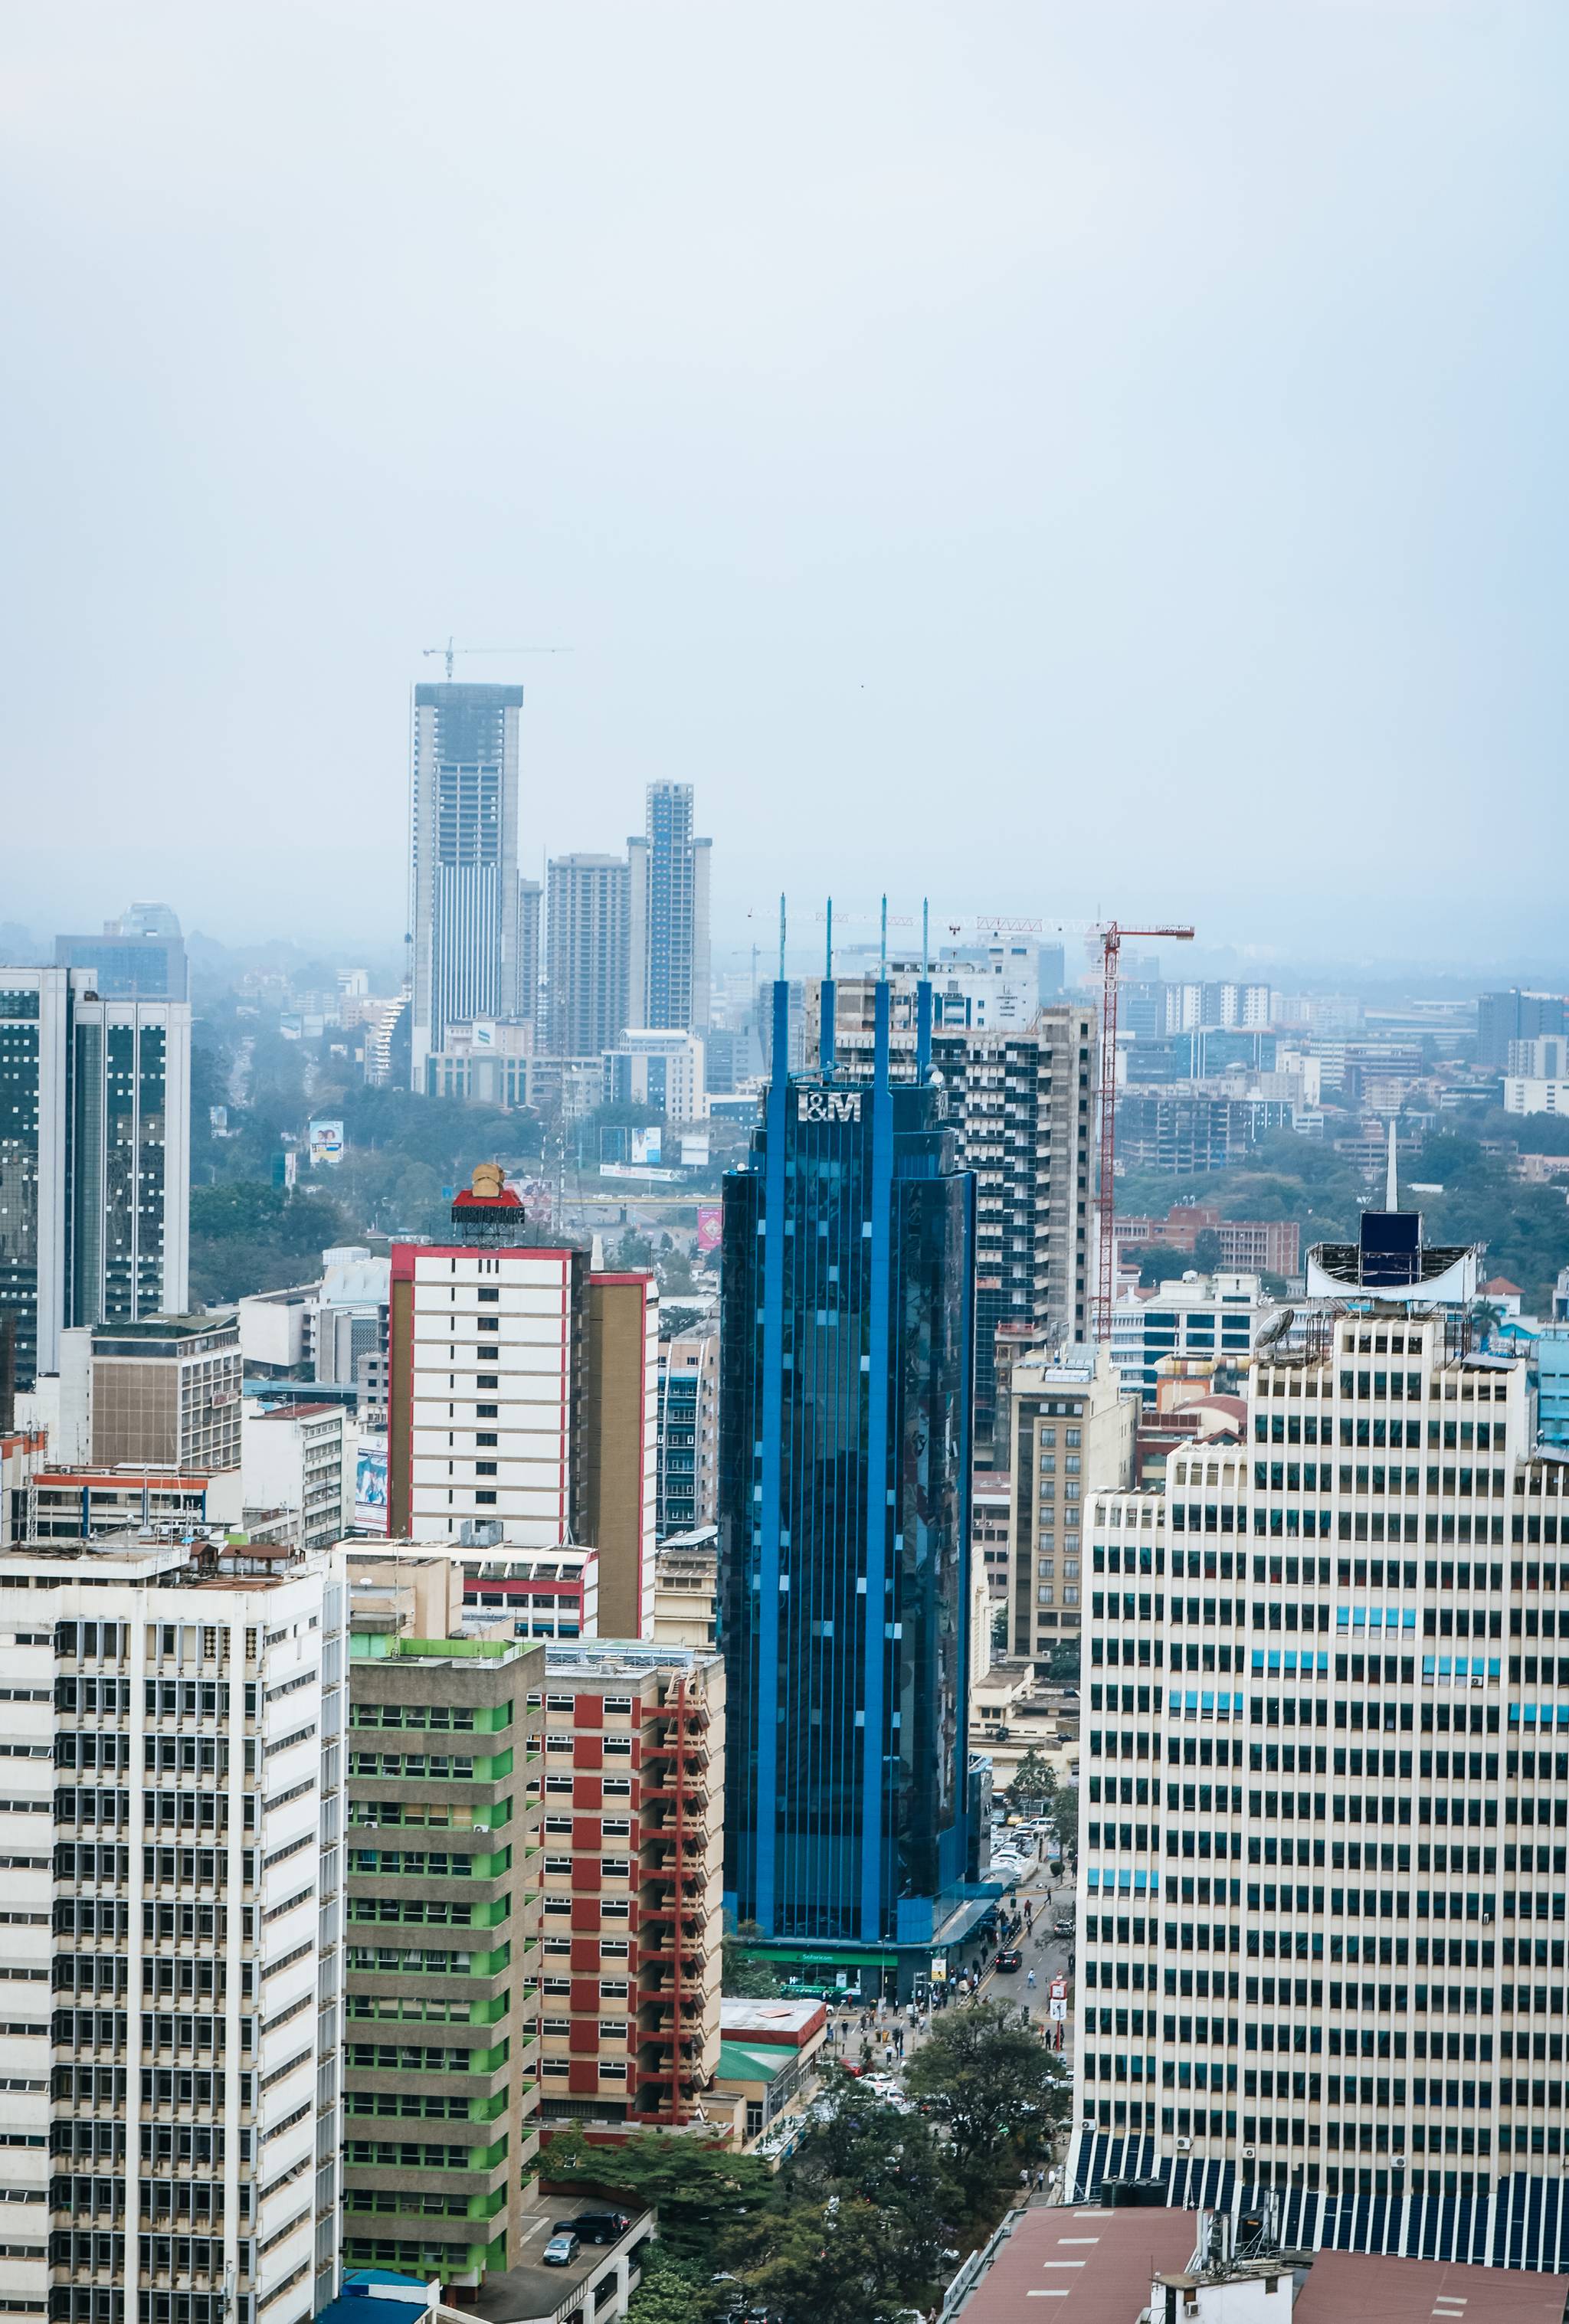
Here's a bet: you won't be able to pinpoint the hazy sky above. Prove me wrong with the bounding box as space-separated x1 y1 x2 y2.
2 2 1565 969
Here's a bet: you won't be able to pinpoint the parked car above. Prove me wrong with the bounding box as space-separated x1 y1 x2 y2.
558 2212 629 2246
542 2231 580 2267
994 1947 1024 1972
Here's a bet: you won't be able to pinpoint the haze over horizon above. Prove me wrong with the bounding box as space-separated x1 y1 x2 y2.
2 2 1565 963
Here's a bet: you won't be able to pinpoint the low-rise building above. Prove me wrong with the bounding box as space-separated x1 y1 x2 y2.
650 1528 718 1650
244 1396 351 1549
712 1996 829 2143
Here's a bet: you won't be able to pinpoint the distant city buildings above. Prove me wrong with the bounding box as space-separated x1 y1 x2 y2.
1478 987 1567 1069
1116 1092 1295 1175
409 680 525 1089
54 899 188 1000
0 967 190 1389
720 977 981 1992
1117 1207 1302 1281
628 780 711 1036
545 852 631 1059
602 1026 706 1120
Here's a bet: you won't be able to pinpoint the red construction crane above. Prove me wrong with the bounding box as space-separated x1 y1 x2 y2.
1093 922 1195 1342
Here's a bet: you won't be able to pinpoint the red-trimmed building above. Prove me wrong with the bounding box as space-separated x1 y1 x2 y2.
533 1642 726 2129
388 1168 657 1632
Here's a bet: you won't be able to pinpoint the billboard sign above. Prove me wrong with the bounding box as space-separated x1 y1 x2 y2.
307 1118 345 1167
631 1126 663 1166
355 1439 389 1534
696 1203 722 1255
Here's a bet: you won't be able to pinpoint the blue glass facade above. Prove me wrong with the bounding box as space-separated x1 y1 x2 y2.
720 979 976 1968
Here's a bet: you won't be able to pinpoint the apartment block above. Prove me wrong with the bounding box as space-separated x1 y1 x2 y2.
1004 1346 1135 1661
535 1642 725 2128
243 1399 350 1550
655 1329 718 1540
342 1634 545 2295
1111 1272 1266 1406
1069 1297 1569 2265
0 1536 346 2324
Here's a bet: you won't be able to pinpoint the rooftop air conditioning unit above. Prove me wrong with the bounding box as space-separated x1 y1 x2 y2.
1176 2136 1193 2151
1241 2146 1256 2159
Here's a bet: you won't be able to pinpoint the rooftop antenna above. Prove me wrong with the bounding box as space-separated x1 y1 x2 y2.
825 898 833 979
879 893 888 979
1386 1116 1398 1210
922 896 929 977
778 894 787 984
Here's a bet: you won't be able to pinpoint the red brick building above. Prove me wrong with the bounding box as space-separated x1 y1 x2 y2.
533 1642 726 2127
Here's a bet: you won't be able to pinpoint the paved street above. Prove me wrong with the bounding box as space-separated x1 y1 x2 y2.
818 1864 1077 2085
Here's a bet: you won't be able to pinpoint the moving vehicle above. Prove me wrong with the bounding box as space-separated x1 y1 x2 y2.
994 1946 1024 1972
542 2231 580 2267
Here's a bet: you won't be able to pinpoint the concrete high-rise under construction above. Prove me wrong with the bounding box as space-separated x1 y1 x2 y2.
408 681 524 1090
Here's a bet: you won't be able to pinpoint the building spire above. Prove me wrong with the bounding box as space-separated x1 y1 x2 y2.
1386 1115 1398 1211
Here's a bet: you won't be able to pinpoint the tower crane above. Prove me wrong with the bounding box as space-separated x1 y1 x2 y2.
1092 921 1194 1341
421 637 573 681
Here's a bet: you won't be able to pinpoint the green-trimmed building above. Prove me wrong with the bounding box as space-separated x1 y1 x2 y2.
343 1634 544 2293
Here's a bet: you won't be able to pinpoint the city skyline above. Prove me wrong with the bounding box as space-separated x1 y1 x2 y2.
1 8 1564 961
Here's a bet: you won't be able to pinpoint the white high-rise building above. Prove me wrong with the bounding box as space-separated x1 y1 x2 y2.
408 681 524 1090
0 1536 346 2324
0 968 190 1388
1071 1205 1569 2265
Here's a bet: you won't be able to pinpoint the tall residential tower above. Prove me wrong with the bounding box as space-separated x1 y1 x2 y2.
627 782 710 1035
409 682 524 1089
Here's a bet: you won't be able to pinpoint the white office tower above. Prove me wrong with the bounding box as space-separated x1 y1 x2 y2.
1070 1193 1569 2267
408 682 524 1091
0 969 191 1389
0 1538 346 2324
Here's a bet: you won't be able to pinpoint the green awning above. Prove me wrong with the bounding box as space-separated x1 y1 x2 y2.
714 2041 791 2083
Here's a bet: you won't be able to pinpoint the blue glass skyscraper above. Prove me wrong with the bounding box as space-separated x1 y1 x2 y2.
719 975 984 1993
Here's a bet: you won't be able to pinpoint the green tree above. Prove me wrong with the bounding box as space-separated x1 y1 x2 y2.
782 2071 956 2294
903 2001 1070 2195
719 2197 913 2324
1045 1777 1079 1861
187 1182 355 1304
1193 1226 1223 1274
1007 1746 1053 1809
1137 1242 1193 1287
722 1918 782 1998
626 2246 720 2324
1041 1635 1080 1684
543 2127 775 2267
